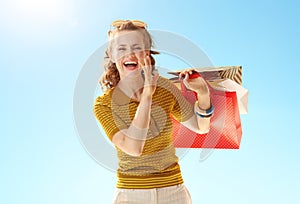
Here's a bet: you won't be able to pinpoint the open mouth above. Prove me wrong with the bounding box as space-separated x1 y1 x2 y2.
123 61 138 70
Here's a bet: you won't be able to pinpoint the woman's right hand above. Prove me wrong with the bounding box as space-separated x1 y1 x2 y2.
112 54 158 157
140 55 159 97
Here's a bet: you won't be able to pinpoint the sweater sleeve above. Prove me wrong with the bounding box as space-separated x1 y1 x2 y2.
93 96 127 141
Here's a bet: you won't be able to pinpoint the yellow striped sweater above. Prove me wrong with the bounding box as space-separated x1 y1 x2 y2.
93 76 194 189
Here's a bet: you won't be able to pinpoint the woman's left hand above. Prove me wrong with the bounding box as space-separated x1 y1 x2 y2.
179 69 209 96
179 69 212 134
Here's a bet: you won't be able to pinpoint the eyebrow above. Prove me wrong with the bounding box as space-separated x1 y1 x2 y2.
118 44 141 47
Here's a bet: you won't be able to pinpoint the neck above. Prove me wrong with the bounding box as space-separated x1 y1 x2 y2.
117 74 144 100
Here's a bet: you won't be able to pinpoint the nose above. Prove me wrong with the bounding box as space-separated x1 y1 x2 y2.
128 49 136 56
119 49 135 58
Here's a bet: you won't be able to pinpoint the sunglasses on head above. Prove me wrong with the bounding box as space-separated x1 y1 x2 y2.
111 20 147 29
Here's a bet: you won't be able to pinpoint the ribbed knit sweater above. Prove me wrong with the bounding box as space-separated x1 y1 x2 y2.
94 76 193 189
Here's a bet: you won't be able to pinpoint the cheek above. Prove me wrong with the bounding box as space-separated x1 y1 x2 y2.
115 57 124 68
111 50 125 64
110 51 123 67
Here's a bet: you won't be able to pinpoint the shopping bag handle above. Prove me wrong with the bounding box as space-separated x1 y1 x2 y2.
180 71 202 94
179 70 202 80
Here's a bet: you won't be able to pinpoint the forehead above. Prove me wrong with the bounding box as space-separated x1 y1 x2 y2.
112 30 147 46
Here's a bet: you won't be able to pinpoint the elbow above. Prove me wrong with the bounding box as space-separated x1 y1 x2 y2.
197 118 211 134
197 123 211 134
128 149 143 157
118 136 144 157
123 143 143 156
126 140 144 157
197 128 210 134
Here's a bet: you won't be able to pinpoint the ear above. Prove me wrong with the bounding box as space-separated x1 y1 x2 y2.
110 53 116 63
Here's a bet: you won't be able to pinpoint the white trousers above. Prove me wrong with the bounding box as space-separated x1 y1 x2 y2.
112 184 192 204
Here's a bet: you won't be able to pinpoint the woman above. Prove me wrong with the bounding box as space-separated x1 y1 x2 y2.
94 20 214 204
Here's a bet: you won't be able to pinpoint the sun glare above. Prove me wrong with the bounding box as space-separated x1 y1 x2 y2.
10 0 67 23
0 0 78 44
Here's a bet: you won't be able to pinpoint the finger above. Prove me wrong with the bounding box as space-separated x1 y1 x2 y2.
144 70 159 87
184 72 189 80
183 73 191 89
179 70 189 79
143 55 151 74
179 72 184 78
144 54 151 67
138 57 145 71
152 68 158 76
153 69 159 79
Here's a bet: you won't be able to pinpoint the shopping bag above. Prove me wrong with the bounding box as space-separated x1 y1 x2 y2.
169 66 243 85
171 72 242 149
196 65 248 114
169 65 248 114
217 79 248 114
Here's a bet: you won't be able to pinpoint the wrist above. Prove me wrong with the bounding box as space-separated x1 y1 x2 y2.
194 101 214 118
140 93 152 102
197 92 210 98
139 94 153 109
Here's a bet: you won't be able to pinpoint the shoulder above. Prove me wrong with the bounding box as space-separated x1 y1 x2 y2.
157 76 175 90
156 76 181 94
94 89 114 108
157 76 170 85
153 76 181 102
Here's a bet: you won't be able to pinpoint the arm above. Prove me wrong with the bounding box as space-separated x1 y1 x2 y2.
111 94 152 156
181 92 211 134
94 96 152 157
179 70 213 134
112 55 159 156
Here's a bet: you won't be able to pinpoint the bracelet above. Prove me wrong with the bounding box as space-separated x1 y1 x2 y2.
194 101 214 118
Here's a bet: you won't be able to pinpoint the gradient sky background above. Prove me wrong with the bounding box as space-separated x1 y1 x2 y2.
1 0 300 203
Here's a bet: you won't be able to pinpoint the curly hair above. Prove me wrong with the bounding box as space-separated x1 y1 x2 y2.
100 20 159 90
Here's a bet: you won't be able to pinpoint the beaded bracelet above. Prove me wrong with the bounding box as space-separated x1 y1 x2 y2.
194 101 214 118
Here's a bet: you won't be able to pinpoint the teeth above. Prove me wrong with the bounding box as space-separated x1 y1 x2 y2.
124 61 137 65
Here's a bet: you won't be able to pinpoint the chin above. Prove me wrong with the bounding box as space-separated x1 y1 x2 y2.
123 66 138 72
122 67 141 78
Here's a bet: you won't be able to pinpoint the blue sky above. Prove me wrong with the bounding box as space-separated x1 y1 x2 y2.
1 0 300 203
